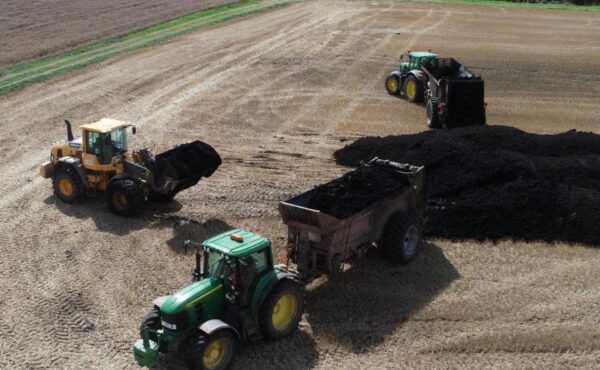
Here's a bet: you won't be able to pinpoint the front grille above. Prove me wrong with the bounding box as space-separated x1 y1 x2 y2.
194 304 204 322
161 310 189 332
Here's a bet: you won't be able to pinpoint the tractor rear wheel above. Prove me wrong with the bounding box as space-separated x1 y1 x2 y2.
139 307 161 342
426 98 441 129
52 167 85 203
381 213 422 264
385 75 400 95
184 330 237 370
404 75 423 103
259 279 304 340
106 177 145 216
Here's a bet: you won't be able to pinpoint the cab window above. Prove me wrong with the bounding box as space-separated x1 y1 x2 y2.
238 250 270 304
86 131 103 157
110 127 127 155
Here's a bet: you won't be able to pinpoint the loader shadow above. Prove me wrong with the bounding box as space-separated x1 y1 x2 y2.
160 216 234 254
305 242 459 353
157 330 318 370
45 194 183 236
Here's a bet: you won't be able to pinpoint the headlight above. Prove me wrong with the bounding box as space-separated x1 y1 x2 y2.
161 320 176 330
50 154 54 163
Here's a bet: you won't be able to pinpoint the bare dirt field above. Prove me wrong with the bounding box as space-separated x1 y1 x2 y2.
1 1 599 369
0 0 235 69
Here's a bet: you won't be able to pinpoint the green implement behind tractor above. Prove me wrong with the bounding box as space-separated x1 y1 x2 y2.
133 229 305 370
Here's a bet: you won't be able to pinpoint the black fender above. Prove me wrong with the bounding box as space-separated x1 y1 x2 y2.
107 172 136 186
55 157 87 187
389 70 403 79
199 319 240 340
408 69 427 83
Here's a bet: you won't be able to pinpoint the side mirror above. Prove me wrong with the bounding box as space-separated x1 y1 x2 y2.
132 126 136 135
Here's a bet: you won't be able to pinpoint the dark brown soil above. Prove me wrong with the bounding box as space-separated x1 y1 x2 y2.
0 0 235 69
334 125 600 245
307 164 408 219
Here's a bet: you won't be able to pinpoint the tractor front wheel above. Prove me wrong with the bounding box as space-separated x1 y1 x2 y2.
385 75 400 96
381 213 422 264
106 177 145 216
259 279 304 340
404 75 423 103
185 330 237 370
52 167 85 203
139 307 161 342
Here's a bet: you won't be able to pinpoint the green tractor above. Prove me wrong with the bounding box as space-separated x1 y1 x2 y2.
385 50 437 103
133 229 305 370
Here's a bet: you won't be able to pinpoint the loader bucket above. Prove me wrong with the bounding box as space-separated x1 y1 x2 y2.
152 140 221 195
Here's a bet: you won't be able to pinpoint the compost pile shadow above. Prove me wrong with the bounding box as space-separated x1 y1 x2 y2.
307 165 408 219
153 140 222 194
334 125 600 245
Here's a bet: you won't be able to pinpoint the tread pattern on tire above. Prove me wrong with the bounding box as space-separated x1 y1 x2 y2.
259 279 305 341
106 177 145 216
53 166 85 203
139 307 161 342
381 213 422 263
184 330 237 370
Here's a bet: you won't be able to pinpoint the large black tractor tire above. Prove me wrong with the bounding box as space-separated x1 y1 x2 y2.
403 74 424 103
184 330 237 370
139 307 161 342
52 166 85 203
148 191 176 203
259 279 305 340
381 213 422 264
106 177 145 216
385 75 401 96
426 98 442 129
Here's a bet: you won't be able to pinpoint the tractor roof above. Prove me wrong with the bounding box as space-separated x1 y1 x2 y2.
203 229 270 257
409 51 437 58
79 118 131 133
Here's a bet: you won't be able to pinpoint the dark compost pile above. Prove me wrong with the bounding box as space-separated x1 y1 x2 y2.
307 164 408 219
334 125 600 245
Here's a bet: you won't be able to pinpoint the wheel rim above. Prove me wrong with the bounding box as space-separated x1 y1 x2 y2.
58 178 74 197
112 192 128 210
403 225 419 256
406 80 417 100
272 292 298 331
203 338 228 369
387 77 398 92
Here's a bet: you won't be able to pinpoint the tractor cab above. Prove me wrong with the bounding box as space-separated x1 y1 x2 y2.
201 229 274 306
78 118 136 169
399 50 437 73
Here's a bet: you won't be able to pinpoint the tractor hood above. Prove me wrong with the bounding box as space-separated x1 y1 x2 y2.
160 276 224 315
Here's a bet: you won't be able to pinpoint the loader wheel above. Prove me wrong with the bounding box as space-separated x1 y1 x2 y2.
385 75 400 95
53 167 85 203
404 75 423 103
106 177 144 216
426 98 441 129
259 279 304 340
139 307 161 342
381 213 422 264
185 330 237 370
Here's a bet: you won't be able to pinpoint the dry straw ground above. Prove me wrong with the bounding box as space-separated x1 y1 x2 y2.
0 1 599 369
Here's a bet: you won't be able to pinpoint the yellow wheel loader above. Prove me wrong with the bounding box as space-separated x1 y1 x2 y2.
39 118 221 216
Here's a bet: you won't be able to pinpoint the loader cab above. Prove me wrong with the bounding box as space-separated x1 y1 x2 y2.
79 118 135 169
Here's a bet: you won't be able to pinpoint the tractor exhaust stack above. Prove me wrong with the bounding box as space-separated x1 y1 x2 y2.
64 119 74 141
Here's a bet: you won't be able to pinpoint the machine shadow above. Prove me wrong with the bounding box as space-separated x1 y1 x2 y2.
45 194 185 236
305 242 459 353
160 216 234 254
155 330 318 370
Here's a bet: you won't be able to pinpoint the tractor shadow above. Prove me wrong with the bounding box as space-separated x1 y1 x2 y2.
157 330 318 370
305 242 459 353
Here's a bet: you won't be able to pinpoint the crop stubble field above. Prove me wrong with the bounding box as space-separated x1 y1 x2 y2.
0 0 599 369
